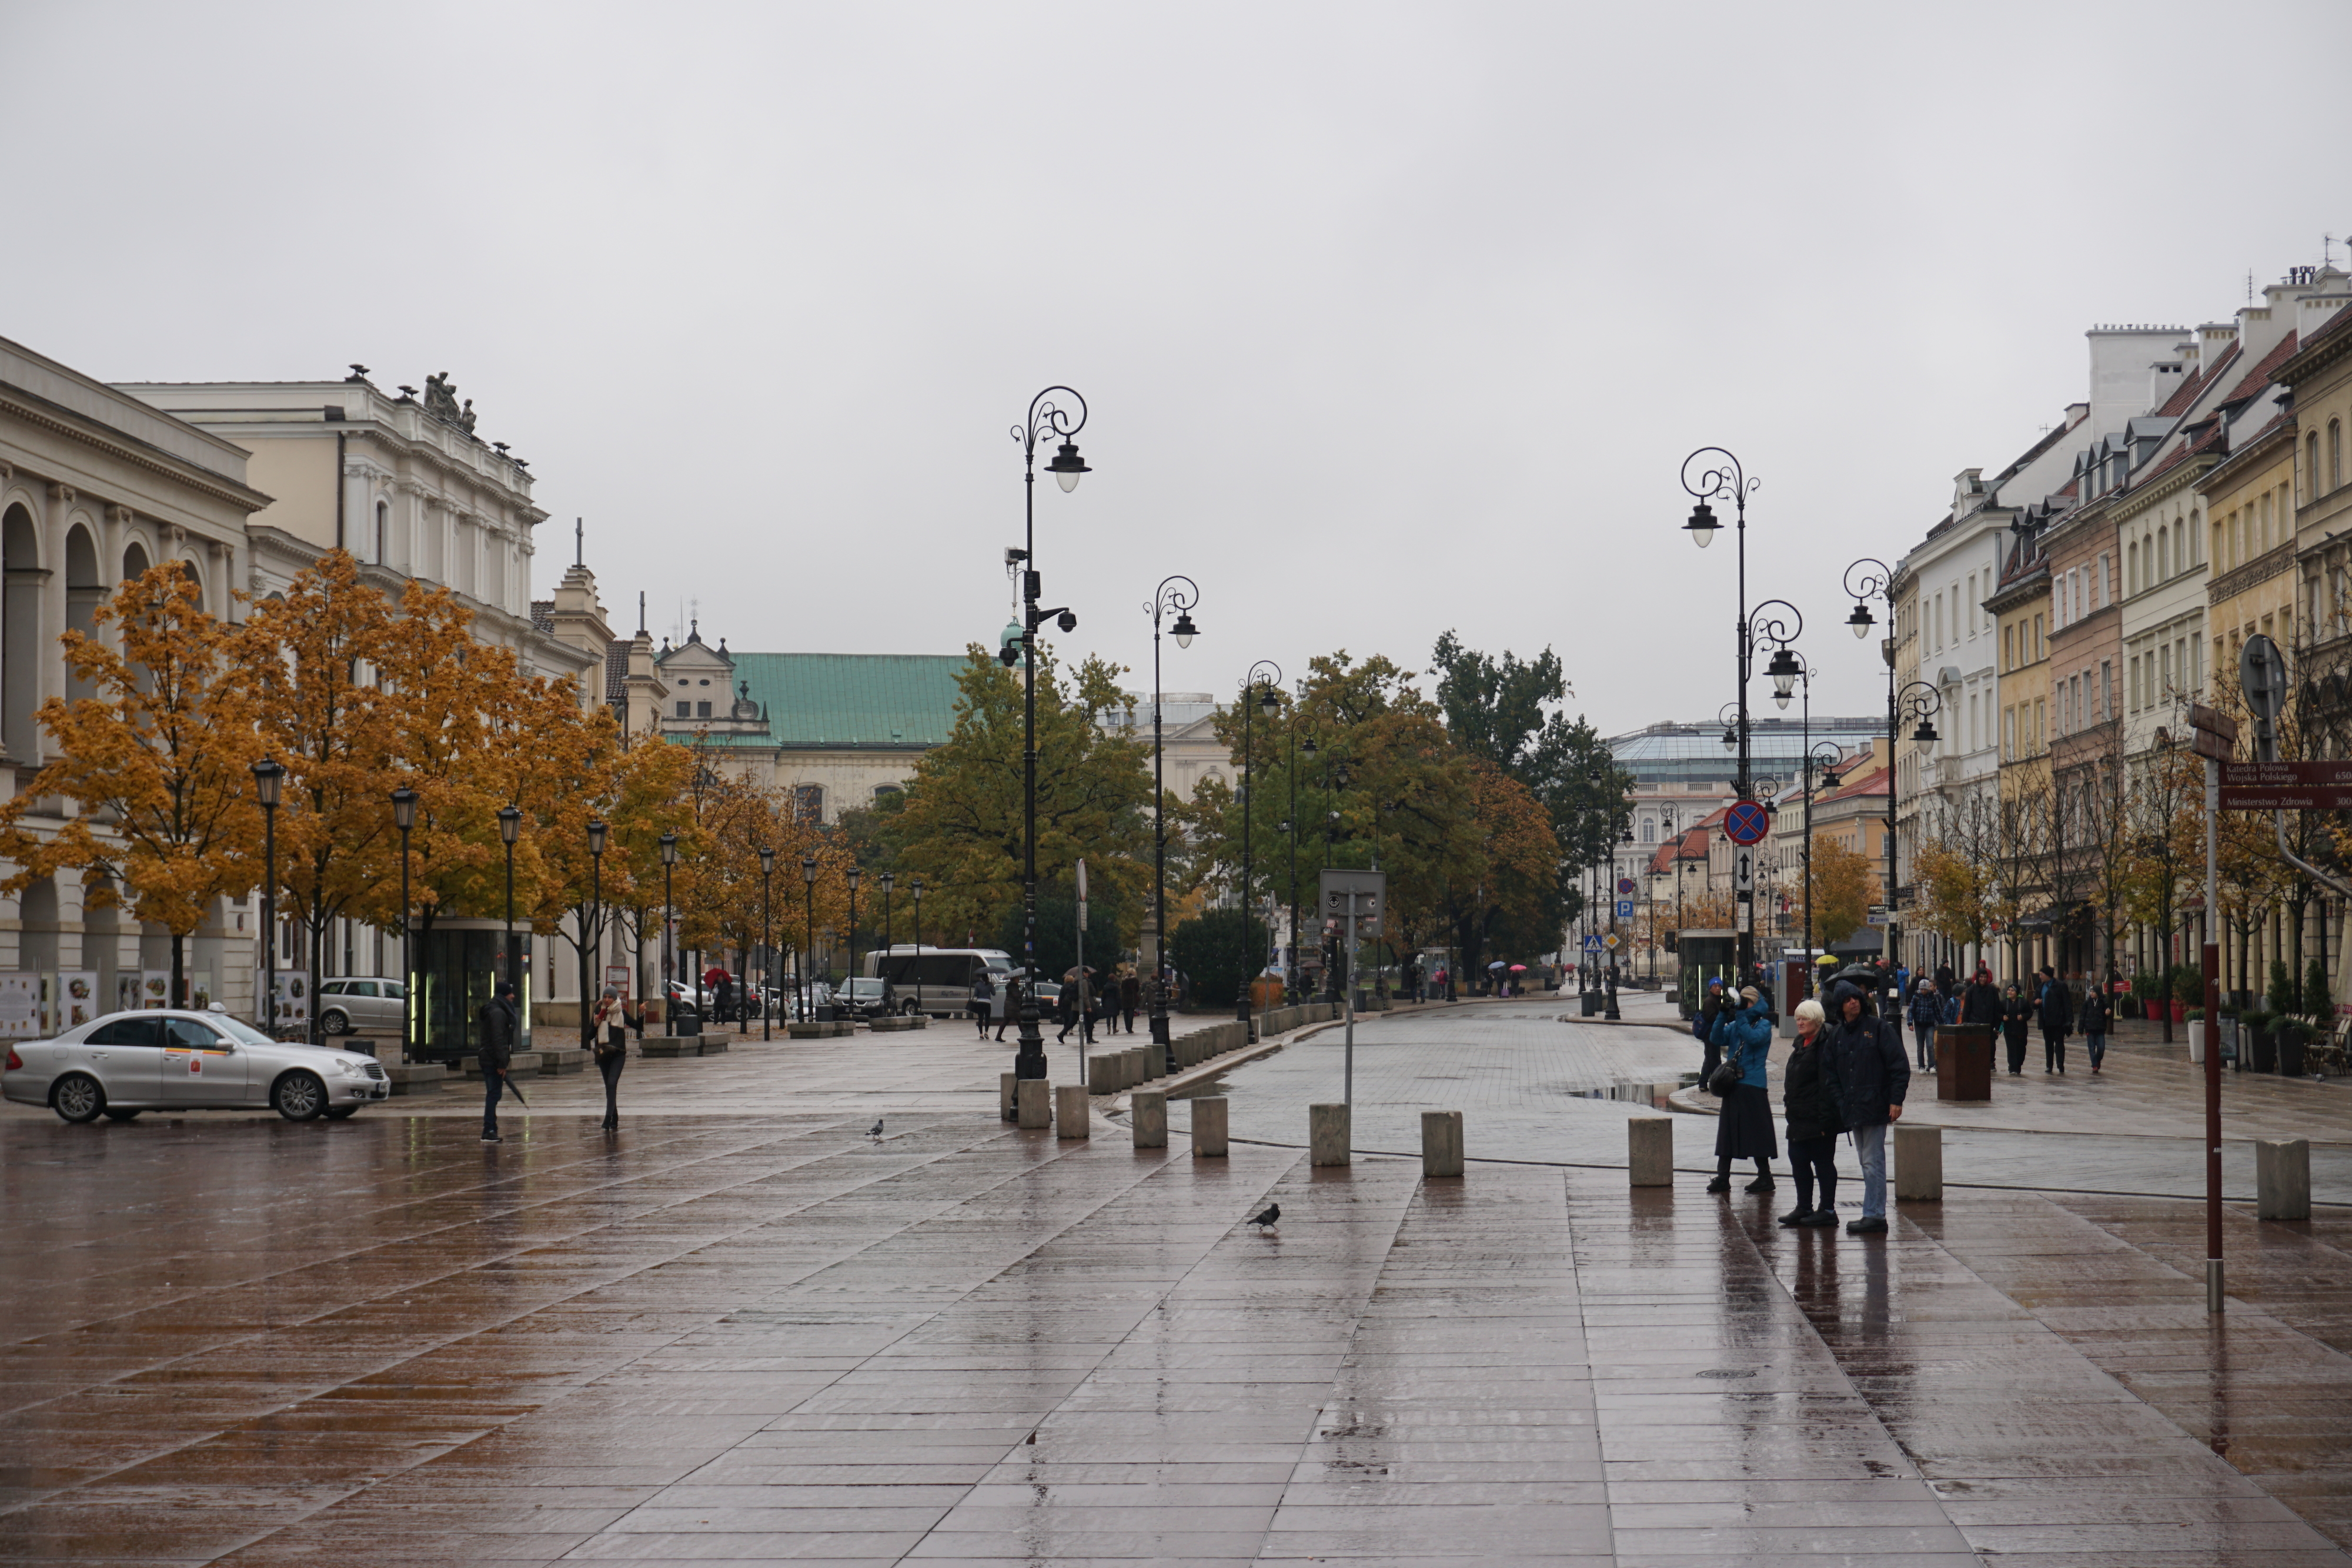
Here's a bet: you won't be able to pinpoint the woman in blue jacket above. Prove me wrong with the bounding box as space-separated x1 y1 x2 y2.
1706 985 1779 1193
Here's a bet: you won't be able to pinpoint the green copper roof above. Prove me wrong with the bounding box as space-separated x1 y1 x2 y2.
699 652 967 749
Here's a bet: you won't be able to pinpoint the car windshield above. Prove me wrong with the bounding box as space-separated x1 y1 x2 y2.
209 1015 277 1047
844 979 885 997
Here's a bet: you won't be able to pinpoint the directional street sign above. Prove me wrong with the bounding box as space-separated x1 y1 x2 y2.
1615 900 1635 918
2221 761 2352 786
2221 787 2352 811
1723 800 1770 846
1733 848 1755 893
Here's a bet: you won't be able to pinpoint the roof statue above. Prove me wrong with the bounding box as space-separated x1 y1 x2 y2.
420 373 479 433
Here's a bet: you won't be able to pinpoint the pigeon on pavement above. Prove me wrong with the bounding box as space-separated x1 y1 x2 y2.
1247 1202 1280 1232
866 1118 884 1141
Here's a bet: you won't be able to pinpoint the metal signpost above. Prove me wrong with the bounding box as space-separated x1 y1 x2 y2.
1074 858 1088 1086
1723 801 1768 945
1319 868 1385 1110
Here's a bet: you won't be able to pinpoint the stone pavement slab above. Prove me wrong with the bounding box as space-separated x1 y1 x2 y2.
2 999 2348 1563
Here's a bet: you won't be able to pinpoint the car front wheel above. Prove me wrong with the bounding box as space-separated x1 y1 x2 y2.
52 1074 105 1124
272 1071 328 1122
320 1009 351 1036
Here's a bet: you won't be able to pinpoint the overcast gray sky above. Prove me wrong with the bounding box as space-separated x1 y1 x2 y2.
7 1 2348 737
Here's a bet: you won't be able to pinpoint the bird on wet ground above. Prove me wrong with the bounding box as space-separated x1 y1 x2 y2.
866 1118 884 1141
1247 1202 1280 1232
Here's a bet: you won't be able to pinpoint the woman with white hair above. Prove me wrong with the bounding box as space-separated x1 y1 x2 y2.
1778 997 1843 1226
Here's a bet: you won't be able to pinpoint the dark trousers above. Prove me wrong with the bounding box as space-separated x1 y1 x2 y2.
482 1070 504 1137
2085 1032 2106 1070
1699 1042 1722 1089
597 1049 624 1127
2043 1029 2066 1071
1789 1134 1838 1215
974 1004 991 1036
2004 1026 2028 1074
1913 1025 1936 1071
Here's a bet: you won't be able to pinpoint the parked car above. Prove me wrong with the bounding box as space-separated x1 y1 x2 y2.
3 1008 392 1123
833 977 914 1021
316 977 407 1036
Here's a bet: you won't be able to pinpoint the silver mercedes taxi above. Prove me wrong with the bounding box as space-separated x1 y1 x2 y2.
2 1008 390 1123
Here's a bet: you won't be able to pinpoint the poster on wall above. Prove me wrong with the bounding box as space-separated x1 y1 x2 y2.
55 972 99 1031
268 969 310 1035
189 970 214 1011
0 977 40 1039
139 971 170 1009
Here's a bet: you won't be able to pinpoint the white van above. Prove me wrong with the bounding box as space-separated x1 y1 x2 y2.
864 946 1015 1019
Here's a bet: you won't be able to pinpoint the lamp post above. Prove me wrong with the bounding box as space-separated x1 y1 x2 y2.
1144 574 1197 1067
1802 741 1845 982
846 865 861 1021
878 871 896 1012
391 787 417 1059
498 805 522 1021
759 846 775 1041
1289 714 1311 1000
1891 679 1945 978
659 832 678 1029
800 854 818 1021
585 819 607 1049
910 877 923 975
1682 447 1805 988
1237 664 1281 1041
252 758 282 1034
1843 557 1903 982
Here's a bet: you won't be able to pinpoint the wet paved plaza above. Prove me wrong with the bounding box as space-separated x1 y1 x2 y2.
2 1004 2349 1564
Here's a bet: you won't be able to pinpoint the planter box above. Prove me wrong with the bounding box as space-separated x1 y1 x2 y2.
2117 999 2139 1019
868 1015 928 1032
2170 1000 2188 1025
382 1063 446 1096
2278 1033 2307 1075
2251 1029 2277 1073
464 1050 542 1079
639 1036 699 1058
539 1047 589 1075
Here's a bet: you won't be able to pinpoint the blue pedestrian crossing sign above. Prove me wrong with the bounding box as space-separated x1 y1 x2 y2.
1615 900 1635 918
1581 934 1606 952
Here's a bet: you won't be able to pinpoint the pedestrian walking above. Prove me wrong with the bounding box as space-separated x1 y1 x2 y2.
1963 968 2003 1028
1778 997 1843 1228
1706 985 1778 1193
592 985 627 1132
2037 967 2072 1074
477 980 519 1144
1825 979 1909 1235
1055 969 1081 1044
1934 961 1956 999
1120 968 1140 1034
1906 978 1940 1072
2079 983 2112 1074
995 975 1020 1043
2000 981 2032 1074
969 969 996 1037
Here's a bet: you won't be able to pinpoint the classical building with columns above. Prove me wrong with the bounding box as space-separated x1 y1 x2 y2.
1 335 275 1025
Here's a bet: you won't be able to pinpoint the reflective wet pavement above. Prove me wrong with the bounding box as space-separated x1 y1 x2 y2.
3 1008 2349 1563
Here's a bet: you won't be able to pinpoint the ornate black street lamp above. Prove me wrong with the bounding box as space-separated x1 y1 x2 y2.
1682 446 1802 985
1003 386 1090 1091
498 805 522 1014
584 818 607 1049
1144 574 1197 1066
1288 713 1311 999
391 787 417 1059
659 832 678 1027
800 853 818 1021
1802 738 1845 980
252 758 282 1035
1843 556 1902 981
910 877 923 970
846 864 862 1023
1237 663 1281 1041
759 846 775 1041
878 870 896 1012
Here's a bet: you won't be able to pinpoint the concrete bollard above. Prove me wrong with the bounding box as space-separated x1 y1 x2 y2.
1893 1122 1942 1202
2257 1138 2311 1221
1422 1110 1464 1178
1017 1077 1053 1130
1139 1044 1160 1082
1001 1071 1018 1122
1310 1102 1351 1166
1056 1084 1091 1139
1132 1089 1167 1148
1628 1116 1674 1186
1123 1046 1144 1088
1088 1053 1118 1095
1192 1095 1229 1156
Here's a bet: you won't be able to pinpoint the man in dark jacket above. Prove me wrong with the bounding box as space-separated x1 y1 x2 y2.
478 981 518 1144
2036 967 2072 1074
1962 969 2003 1028
1826 980 1909 1235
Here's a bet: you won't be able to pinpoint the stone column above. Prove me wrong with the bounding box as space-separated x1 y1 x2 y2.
1309 1102 1350 1166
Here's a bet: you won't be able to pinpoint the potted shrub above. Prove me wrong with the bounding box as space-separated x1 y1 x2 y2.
2170 965 2199 1025
2277 1018 2310 1076
2243 1009 2277 1072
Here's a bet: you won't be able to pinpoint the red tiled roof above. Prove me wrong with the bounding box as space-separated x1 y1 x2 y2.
2139 416 2227 485
2219 330 2299 406
1646 840 1678 875
1817 765 1889 805
2153 342 2240 420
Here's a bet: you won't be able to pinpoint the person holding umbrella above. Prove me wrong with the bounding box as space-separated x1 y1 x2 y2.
1486 958 1508 997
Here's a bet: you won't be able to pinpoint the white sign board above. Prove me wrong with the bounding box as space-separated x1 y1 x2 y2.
56 971 99 1031
0 976 39 1039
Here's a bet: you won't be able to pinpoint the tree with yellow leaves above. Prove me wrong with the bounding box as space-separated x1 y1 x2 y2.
0 564 264 1007
1807 835 1876 950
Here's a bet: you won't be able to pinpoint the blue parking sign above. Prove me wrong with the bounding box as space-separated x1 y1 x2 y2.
1616 900 1635 918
